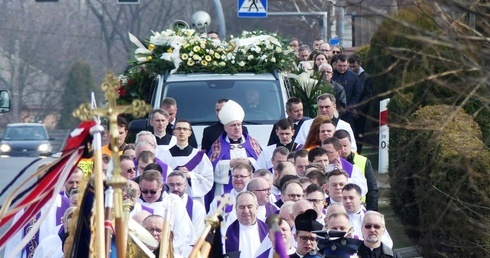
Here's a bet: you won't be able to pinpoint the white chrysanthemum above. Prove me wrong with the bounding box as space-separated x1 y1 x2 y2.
238 61 246 66
247 55 254 60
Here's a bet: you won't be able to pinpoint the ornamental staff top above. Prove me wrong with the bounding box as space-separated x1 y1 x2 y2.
72 71 152 207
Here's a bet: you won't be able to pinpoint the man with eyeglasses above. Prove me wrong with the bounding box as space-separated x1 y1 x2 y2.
167 171 206 237
291 209 323 258
342 184 393 249
124 180 154 218
319 42 332 59
305 184 328 226
121 155 137 180
158 119 213 205
246 178 279 222
280 180 304 206
294 93 357 153
206 100 262 210
138 169 195 257
358 211 401 258
319 63 347 115
207 162 253 221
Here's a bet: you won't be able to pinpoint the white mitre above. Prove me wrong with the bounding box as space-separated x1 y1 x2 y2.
219 99 245 125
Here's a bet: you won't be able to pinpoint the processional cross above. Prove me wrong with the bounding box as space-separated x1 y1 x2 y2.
72 71 152 258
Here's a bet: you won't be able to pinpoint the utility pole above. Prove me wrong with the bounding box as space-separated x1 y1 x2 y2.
212 0 226 39
336 0 345 46
12 40 20 122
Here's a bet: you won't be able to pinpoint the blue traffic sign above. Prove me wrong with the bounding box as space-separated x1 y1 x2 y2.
238 0 267 18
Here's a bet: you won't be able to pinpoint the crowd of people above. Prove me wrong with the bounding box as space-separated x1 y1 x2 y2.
4 37 399 258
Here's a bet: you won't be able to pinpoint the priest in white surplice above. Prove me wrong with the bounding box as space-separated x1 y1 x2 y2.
167 171 206 237
32 207 76 258
205 100 262 210
224 191 268 258
254 118 302 171
157 119 213 205
137 169 196 257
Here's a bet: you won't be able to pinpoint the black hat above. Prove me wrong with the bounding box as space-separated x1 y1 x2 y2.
295 209 323 232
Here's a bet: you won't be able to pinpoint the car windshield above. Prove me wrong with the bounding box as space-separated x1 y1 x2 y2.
161 79 285 124
4 126 48 140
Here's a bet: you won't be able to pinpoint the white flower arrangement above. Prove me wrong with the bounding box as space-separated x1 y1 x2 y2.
128 29 295 74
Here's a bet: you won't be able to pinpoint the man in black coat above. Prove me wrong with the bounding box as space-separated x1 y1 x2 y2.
357 211 402 258
332 54 361 132
268 97 310 146
348 54 374 153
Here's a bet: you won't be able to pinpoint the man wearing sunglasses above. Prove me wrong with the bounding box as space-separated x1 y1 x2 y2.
138 169 196 257
358 211 401 258
342 184 393 249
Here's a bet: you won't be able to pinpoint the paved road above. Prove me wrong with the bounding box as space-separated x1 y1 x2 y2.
0 156 55 256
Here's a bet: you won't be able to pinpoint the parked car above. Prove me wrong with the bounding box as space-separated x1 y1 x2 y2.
0 123 54 157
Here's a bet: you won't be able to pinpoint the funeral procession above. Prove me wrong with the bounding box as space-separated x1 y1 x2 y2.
0 1 488 258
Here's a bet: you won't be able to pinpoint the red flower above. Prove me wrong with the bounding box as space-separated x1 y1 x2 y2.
118 86 127 96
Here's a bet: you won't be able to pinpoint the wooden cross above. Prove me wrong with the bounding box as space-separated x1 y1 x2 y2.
72 71 152 258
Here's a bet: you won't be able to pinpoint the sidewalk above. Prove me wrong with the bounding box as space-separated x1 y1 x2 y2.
376 171 422 257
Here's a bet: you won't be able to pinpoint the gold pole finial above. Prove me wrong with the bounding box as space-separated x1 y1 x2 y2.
73 71 152 258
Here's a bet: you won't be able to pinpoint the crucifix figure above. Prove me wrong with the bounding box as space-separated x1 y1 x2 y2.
73 71 152 258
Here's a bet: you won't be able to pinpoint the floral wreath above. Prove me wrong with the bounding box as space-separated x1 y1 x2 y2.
118 29 296 104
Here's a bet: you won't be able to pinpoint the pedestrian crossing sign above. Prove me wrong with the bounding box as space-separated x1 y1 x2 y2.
237 0 268 18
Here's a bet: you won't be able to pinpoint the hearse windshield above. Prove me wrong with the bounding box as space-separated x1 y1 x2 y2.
160 79 285 125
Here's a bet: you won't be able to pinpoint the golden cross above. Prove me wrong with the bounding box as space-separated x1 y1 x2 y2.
72 71 152 258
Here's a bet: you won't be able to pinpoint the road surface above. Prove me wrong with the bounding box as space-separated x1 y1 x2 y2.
0 156 55 257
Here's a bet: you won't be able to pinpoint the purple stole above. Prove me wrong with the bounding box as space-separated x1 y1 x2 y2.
23 213 41 257
56 195 71 235
208 133 261 195
26 195 70 256
294 143 303 151
208 133 262 166
256 248 272 258
141 204 154 214
225 219 268 253
133 157 169 179
340 158 353 177
178 150 205 171
264 203 278 218
217 193 234 214
185 195 194 219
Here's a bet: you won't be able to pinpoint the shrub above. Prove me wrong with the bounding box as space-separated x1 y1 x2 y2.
390 105 490 257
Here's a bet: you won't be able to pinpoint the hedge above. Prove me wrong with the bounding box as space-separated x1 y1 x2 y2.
389 104 490 257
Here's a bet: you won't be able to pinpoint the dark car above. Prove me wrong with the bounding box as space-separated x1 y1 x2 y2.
0 123 54 157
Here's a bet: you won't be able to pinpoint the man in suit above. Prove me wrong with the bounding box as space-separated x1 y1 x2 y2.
268 97 310 145
161 97 198 148
201 98 248 153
